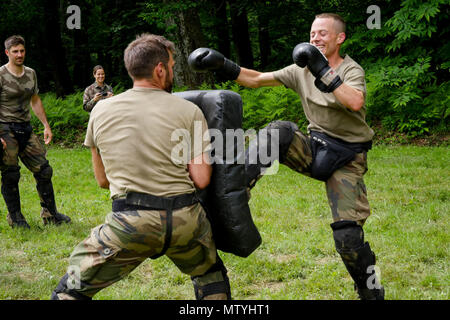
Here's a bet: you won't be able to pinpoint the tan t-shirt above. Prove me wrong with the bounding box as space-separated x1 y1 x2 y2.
273 55 374 143
84 87 211 199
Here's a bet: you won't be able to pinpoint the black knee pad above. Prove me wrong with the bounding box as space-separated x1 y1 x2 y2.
34 162 53 182
191 258 231 300
51 273 92 300
1 166 21 186
245 120 298 188
264 120 298 163
330 220 364 252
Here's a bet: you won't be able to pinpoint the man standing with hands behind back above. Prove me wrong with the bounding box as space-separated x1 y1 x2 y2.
0 35 71 229
189 13 384 300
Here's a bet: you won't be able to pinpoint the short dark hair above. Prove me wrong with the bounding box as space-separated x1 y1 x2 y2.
315 13 346 33
124 33 175 80
4 35 25 50
93 65 104 75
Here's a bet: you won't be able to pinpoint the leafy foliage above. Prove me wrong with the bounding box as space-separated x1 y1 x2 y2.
212 82 308 131
31 85 125 145
1 0 448 141
343 0 449 137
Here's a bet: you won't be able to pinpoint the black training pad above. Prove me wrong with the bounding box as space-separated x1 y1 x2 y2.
173 90 261 257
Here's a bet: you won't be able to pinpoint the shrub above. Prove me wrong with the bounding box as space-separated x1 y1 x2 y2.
343 0 449 138
31 84 125 145
211 82 308 132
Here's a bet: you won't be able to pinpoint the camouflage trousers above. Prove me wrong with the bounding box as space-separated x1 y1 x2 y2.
0 122 53 221
60 202 221 299
283 130 371 224
0 122 48 173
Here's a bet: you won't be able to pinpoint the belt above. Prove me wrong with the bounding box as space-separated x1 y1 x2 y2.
112 192 198 259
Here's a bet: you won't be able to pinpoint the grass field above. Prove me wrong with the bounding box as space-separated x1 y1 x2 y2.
0 145 448 300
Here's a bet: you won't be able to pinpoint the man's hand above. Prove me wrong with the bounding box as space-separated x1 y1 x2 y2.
43 125 52 144
1 138 6 150
30 94 54 142
292 42 343 93
188 48 241 80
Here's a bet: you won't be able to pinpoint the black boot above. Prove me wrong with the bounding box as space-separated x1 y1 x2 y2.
1 166 30 229
331 220 384 300
6 211 30 229
34 163 71 225
245 121 298 189
191 257 231 300
51 273 92 300
344 242 385 300
40 205 71 225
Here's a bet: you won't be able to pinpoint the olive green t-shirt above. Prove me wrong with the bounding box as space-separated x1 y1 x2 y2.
0 65 39 122
273 55 374 143
84 87 211 199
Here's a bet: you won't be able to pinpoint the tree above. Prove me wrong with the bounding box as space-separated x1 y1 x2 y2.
42 0 73 96
142 0 214 88
229 1 254 68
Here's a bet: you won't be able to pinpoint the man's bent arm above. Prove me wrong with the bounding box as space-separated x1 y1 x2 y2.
188 153 212 190
333 84 365 112
91 146 109 189
30 94 52 144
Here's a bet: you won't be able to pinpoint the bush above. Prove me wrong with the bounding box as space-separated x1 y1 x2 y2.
31 91 88 145
31 84 125 145
343 0 449 138
210 82 308 132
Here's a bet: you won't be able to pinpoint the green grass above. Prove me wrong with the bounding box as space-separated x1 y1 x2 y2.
0 146 448 300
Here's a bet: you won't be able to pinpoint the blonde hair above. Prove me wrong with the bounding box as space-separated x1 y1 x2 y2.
315 13 346 34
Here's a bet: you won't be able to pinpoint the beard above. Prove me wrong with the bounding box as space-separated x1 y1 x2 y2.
164 76 173 93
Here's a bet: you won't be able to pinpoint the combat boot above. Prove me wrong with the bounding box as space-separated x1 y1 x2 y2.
40 207 71 225
355 283 385 300
1 166 29 229
33 163 71 226
331 220 385 300
6 211 30 229
191 257 231 300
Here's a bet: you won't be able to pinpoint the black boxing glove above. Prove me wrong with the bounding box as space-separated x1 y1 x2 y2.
292 43 343 93
188 48 241 80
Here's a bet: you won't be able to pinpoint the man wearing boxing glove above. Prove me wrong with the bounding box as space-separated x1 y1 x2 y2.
189 13 383 300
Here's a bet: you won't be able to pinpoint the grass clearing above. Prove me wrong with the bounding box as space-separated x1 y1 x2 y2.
0 145 448 300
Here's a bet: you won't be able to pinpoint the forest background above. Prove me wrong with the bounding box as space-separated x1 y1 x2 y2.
0 0 448 144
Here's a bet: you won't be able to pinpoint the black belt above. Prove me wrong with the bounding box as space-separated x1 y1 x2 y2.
112 192 198 259
1 122 33 152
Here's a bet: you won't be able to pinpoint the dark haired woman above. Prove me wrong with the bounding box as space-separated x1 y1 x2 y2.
83 65 113 112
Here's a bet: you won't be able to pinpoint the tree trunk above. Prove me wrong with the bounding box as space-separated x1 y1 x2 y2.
257 11 271 70
229 1 254 68
212 0 231 58
167 4 214 89
42 0 73 96
69 0 92 89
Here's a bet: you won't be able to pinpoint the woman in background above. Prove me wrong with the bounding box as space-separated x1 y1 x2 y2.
83 65 113 112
